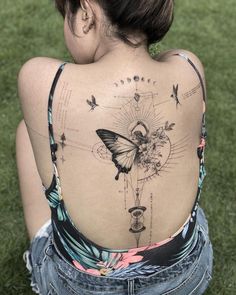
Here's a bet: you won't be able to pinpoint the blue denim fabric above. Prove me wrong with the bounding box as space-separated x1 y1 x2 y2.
23 207 213 295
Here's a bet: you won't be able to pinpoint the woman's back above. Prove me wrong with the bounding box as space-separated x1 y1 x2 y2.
17 0 213 292
19 49 205 250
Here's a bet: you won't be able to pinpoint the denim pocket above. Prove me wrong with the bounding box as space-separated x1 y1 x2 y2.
30 236 53 268
135 226 209 295
168 245 212 294
146 228 212 295
56 264 89 291
23 250 42 294
32 239 55 294
162 268 211 295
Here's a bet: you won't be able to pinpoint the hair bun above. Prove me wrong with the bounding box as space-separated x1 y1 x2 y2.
100 0 174 45
55 0 174 46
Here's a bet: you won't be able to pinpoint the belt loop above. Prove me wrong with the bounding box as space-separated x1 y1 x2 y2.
127 278 135 295
45 242 54 257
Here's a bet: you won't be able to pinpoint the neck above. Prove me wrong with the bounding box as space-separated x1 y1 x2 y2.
93 39 152 65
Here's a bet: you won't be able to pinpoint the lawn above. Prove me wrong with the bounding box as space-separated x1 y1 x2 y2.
0 0 235 294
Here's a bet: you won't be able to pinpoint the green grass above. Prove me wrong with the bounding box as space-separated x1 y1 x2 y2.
0 0 235 294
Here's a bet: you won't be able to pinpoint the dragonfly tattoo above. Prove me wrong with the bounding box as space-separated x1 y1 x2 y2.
171 84 181 108
87 95 99 111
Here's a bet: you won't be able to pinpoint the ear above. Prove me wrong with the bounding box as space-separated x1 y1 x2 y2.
80 0 95 33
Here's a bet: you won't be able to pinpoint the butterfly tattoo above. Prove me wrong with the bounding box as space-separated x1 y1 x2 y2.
96 129 139 180
87 95 99 111
96 122 175 181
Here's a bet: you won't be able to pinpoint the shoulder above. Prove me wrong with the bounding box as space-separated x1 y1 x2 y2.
18 57 65 103
154 49 206 104
153 49 205 79
18 57 66 121
18 57 64 83
18 57 63 101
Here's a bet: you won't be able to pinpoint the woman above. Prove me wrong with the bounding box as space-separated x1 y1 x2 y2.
16 0 213 294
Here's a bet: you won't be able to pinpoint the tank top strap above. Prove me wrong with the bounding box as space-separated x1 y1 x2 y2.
172 53 208 216
173 52 206 103
173 53 207 159
47 62 67 165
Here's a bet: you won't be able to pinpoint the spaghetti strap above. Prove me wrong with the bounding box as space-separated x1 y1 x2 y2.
173 53 207 141
173 53 206 103
47 62 67 165
172 54 207 215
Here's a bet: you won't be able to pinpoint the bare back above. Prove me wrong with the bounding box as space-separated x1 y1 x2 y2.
19 51 205 249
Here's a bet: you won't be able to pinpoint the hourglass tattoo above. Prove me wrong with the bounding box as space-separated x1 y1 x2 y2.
91 76 188 246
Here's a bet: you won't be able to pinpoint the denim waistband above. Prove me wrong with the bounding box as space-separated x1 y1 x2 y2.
24 207 211 295
50 216 204 286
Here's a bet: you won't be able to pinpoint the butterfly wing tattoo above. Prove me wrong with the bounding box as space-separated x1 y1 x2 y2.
96 129 139 180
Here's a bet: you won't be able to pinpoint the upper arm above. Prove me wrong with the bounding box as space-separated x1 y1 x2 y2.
18 57 64 126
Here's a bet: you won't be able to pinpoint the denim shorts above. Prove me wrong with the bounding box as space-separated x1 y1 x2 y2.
23 206 213 295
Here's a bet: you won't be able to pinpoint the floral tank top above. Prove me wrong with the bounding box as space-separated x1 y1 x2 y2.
42 53 207 278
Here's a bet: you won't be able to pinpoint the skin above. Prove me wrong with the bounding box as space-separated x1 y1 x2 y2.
16 0 206 247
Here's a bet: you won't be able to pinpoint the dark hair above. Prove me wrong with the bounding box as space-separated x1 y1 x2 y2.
54 0 174 47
